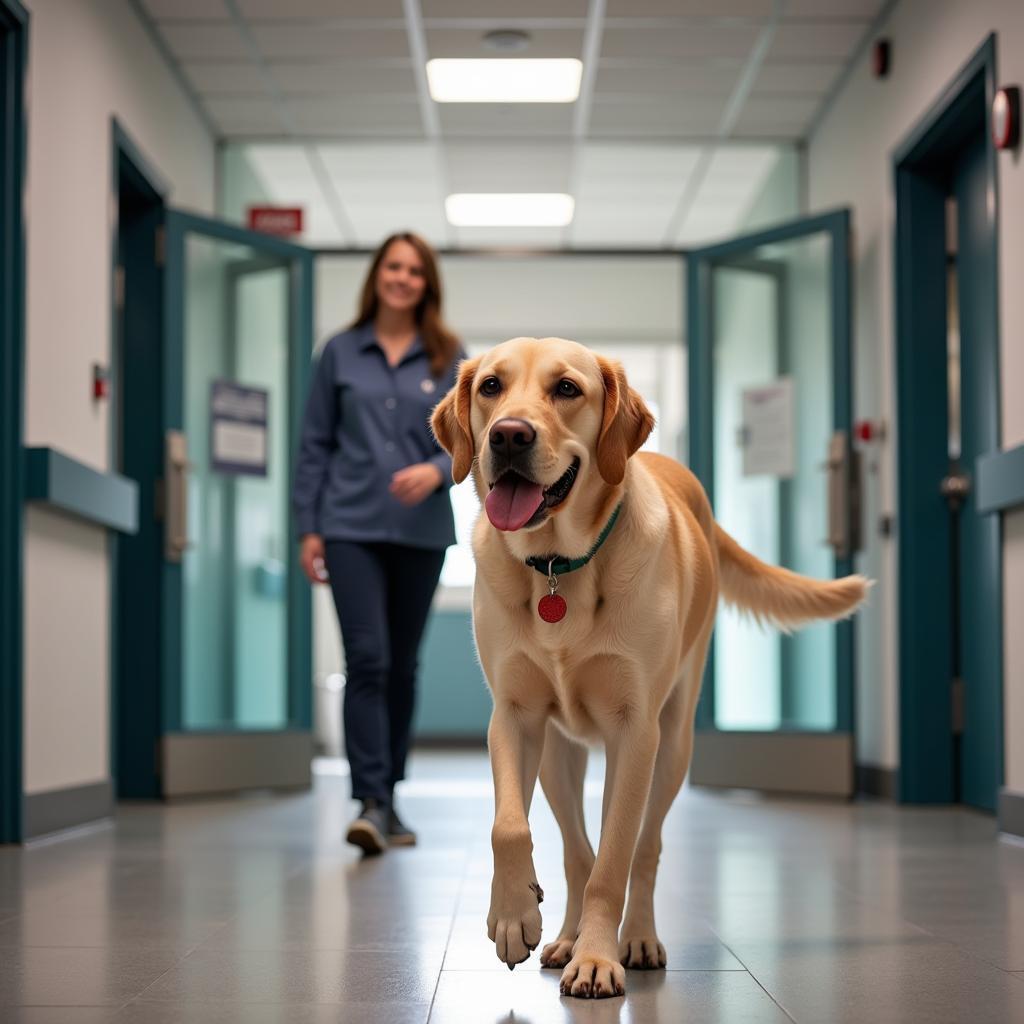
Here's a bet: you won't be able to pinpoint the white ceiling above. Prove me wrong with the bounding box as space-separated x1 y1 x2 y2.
138 0 888 248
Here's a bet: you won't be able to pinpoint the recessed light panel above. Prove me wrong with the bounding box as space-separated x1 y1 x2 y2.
426 59 582 103
445 193 575 227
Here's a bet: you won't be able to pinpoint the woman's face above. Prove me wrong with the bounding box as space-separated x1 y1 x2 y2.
375 240 428 315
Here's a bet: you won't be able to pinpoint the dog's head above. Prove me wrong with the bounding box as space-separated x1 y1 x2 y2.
431 337 654 532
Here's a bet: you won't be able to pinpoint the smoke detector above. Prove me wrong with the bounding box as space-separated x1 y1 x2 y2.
482 29 531 52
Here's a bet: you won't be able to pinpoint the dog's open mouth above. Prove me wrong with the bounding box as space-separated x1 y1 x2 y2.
485 458 580 532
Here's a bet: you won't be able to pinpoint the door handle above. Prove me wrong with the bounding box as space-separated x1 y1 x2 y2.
164 430 191 563
825 430 862 560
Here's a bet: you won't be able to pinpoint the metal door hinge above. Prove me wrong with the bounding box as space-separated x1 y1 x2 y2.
951 677 965 736
155 225 166 267
114 264 125 310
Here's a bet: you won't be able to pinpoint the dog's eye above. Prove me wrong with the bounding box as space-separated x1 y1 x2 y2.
480 376 502 397
555 379 582 399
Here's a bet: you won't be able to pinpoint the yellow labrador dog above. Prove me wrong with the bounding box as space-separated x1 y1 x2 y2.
431 337 867 999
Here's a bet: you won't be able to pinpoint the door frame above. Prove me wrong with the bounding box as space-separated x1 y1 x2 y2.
685 208 856 795
892 34 1002 804
110 119 169 798
160 210 314 795
0 0 28 844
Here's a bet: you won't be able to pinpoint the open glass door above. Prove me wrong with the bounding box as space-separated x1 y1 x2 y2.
687 209 858 797
161 211 313 797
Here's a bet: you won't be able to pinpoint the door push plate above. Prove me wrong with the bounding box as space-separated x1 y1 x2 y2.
164 430 190 563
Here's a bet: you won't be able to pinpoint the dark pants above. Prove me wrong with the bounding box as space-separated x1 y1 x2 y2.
324 540 445 803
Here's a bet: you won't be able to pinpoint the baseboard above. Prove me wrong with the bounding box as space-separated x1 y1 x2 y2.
856 763 899 800
998 788 1024 839
23 778 114 840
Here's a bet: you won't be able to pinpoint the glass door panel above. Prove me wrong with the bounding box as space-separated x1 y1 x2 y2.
163 210 313 796
688 210 855 796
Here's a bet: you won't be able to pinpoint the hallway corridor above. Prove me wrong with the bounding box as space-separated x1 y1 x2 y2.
2 750 1024 1022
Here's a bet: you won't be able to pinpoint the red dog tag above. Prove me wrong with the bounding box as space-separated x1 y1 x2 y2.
538 594 566 623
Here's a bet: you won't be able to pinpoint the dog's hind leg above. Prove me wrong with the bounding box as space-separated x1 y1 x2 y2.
618 635 709 970
538 722 595 969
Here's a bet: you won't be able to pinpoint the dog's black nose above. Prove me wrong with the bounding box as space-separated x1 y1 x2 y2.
489 418 536 453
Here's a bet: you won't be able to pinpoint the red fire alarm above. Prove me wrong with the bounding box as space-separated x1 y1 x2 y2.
993 87 1020 150
855 419 886 443
93 363 110 401
872 39 891 79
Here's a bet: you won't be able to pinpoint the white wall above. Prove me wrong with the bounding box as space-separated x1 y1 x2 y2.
21 0 215 794
807 0 1024 782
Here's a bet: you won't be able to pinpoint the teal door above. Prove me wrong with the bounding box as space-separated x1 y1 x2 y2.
687 210 857 797
161 211 314 796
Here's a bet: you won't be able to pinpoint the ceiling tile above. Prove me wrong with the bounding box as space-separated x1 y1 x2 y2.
768 21 868 60
290 104 426 137
571 201 681 246
249 25 411 60
424 27 585 59
601 25 760 59
237 0 405 17
438 104 574 137
205 96 282 133
446 143 573 193
605 0 773 14
422 0 587 16
576 144 702 198
269 62 418 94
142 0 229 20
453 226 567 247
753 62 843 94
594 62 742 97
159 23 250 60
182 61 265 94
589 96 726 136
318 144 443 199
734 95 821 127
347 203 448 248
785 0 884 17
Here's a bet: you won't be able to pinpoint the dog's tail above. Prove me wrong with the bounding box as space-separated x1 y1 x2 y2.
714 524 870 632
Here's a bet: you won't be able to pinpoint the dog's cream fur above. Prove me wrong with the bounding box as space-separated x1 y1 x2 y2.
431 337 868 999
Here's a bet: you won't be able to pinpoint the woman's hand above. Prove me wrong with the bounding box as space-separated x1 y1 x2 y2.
389 462 444 507
300 533 328 585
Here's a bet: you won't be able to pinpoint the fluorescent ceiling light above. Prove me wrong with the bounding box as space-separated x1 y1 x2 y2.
445 193 575 227
426 59 582 103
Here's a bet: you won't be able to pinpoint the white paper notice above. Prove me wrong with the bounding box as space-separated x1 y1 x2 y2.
212 421 266 468
741 377 795 478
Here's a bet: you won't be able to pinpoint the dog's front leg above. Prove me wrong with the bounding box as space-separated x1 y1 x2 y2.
486 697 547 969
560 720 659 998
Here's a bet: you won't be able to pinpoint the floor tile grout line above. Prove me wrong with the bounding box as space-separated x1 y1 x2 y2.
706 926 800 1024
427 837 482 1022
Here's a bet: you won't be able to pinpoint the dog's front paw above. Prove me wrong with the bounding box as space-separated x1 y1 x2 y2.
618 934 667 970
487 876 544 968
539 935 575 968
559 950 626 998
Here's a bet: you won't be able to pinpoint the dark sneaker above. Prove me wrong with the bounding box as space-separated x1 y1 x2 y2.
387 805 417 847
346 799 390 855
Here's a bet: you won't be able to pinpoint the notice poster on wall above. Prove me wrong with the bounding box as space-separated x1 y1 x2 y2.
740 377 795 478
210 380 268 477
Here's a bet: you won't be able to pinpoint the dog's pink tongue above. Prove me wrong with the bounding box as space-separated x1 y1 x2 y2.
485 475 544 531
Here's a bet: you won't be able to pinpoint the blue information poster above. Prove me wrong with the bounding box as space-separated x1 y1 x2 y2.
210 380 269 477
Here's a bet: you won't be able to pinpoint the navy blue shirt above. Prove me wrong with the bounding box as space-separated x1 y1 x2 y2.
293 322 461 550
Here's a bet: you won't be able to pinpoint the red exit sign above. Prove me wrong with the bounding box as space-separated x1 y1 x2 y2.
247 206 303 236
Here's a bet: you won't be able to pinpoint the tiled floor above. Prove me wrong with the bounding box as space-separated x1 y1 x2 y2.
2 750 1024 1022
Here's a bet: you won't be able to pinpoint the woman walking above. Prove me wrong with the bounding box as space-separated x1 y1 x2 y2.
293 232 462 854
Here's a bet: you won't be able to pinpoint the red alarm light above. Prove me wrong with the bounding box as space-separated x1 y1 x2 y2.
993 87 1020 151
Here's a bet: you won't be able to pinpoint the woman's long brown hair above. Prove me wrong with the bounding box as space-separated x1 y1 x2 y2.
351 232 460 377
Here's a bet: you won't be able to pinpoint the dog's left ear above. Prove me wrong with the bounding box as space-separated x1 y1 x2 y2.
595 356 655 485
431 355 481 483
